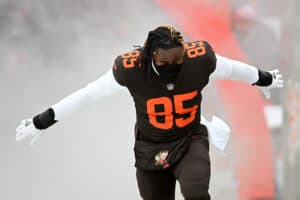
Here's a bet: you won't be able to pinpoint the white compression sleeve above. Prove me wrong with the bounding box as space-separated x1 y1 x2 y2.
51 70 126 121
210 54 259 84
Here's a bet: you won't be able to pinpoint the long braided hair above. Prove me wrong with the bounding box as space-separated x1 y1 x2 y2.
139 25 184 79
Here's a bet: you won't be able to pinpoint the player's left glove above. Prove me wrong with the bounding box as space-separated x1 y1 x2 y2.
261 69 284 99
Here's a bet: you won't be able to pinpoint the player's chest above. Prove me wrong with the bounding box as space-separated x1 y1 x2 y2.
130 76 203 111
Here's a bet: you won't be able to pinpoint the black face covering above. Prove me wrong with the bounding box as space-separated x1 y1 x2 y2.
155 63 182 83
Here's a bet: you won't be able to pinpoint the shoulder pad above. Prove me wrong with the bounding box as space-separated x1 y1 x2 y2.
114 49 142 70
113 49 142 86
184 41 216 74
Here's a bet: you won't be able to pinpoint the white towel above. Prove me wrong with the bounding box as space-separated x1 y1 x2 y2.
201 115 230 155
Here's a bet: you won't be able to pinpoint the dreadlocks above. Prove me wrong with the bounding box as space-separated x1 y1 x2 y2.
139 24 185 78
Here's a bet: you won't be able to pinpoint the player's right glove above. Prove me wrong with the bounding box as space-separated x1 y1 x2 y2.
16 119 45 146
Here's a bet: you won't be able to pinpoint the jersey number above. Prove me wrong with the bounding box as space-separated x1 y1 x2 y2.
121 50 140 68
184 42 206 59
146 90 199 130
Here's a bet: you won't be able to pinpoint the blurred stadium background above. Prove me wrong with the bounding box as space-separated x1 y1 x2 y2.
0 0 299 199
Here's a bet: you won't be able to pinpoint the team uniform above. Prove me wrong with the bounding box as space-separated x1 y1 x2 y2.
113 41 215 142
113 41 216 199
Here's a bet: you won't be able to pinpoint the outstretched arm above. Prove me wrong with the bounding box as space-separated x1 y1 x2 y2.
211 54 283 97
16 70 126 145
52 70 124 121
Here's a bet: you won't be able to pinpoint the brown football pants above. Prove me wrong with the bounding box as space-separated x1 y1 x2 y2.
136 135 211 200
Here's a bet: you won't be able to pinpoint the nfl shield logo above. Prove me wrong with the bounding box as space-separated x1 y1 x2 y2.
167 83 175 91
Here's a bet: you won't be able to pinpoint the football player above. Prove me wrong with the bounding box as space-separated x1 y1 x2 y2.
16 25 283 200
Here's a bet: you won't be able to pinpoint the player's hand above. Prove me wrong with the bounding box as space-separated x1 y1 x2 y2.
16 119 45 146
261 69 284 99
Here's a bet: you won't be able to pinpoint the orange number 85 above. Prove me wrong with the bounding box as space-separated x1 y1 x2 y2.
184 42 206 59
146 90 199 130
121 50 140 68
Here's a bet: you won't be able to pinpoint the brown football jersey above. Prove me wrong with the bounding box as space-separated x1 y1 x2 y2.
113 41 216 142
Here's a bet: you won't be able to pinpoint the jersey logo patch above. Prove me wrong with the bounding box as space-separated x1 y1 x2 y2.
155 150 170 169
